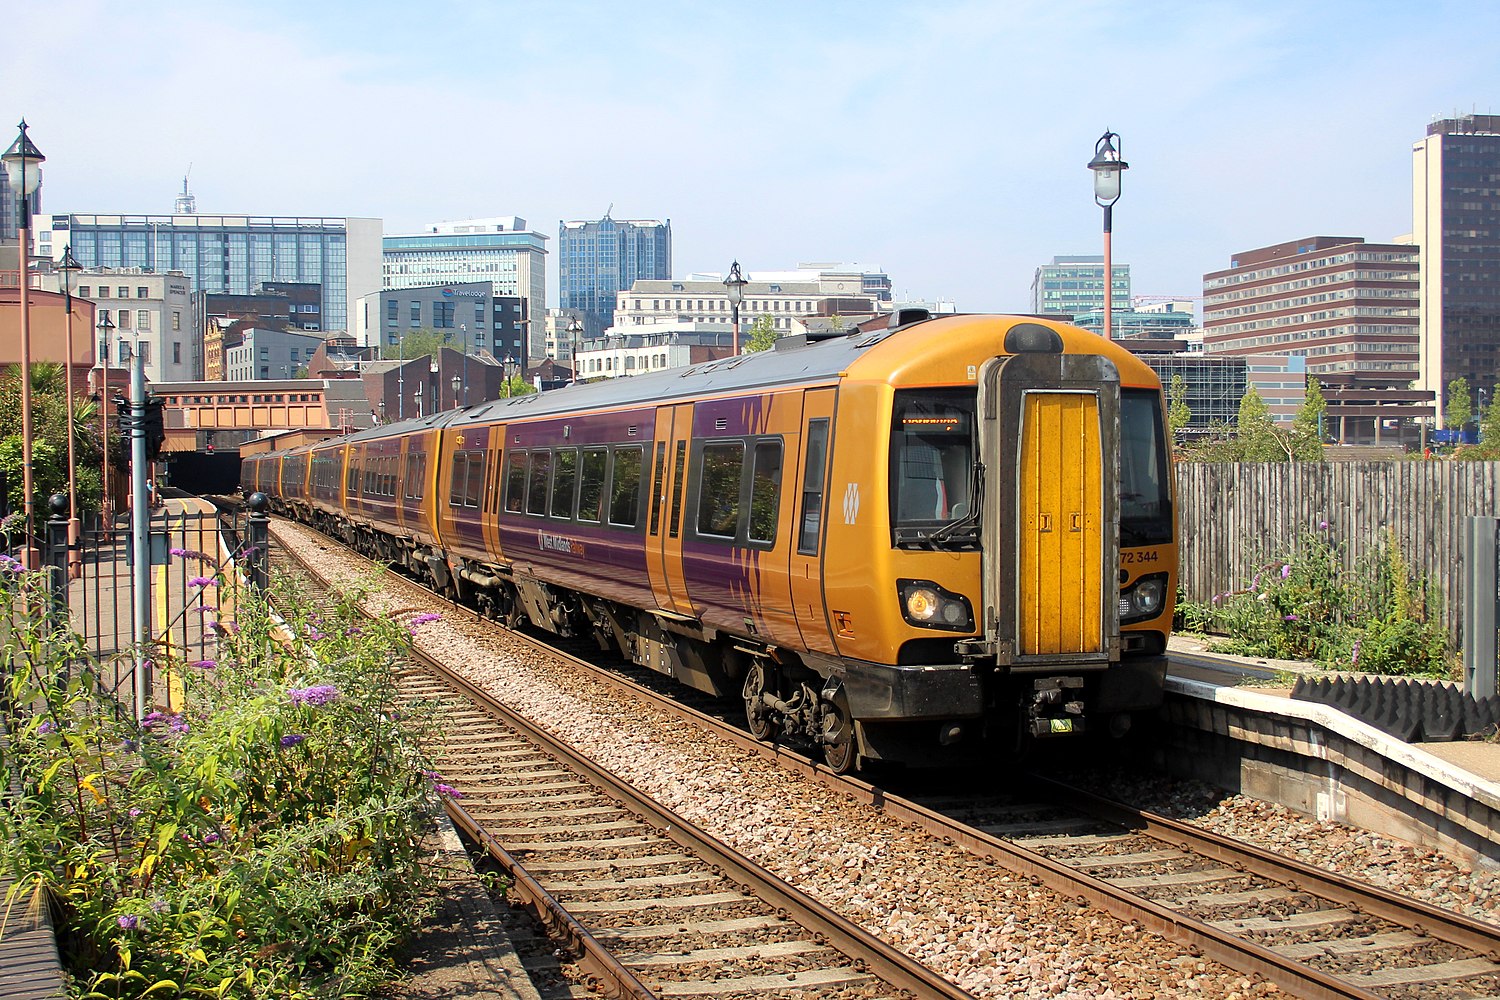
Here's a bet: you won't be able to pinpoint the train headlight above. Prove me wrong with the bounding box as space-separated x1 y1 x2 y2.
1120 572 1169 623
898 580 974 631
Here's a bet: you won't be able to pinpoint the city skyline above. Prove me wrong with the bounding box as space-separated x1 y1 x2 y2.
5 1 1499 314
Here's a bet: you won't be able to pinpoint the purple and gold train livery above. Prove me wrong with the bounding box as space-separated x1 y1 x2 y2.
244 311 1178 771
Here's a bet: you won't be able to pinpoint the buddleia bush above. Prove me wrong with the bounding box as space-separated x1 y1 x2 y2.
0 553 454 998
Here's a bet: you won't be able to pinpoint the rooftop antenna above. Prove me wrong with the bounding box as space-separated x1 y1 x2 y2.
175 164 196 214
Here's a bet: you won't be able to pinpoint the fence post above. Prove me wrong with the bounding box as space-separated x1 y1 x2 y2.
1463 516 1500 700
46 493 69 625
246 492 269 591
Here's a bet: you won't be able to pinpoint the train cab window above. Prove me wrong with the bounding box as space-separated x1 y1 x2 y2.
550 449 578 519
748 441 783 544
1120 389 1173 546
697 442 744 538
608 446 644 527
798 419 830 554
577 449 608 523
526 452 552 515
503 452 527 513
890 391 975 547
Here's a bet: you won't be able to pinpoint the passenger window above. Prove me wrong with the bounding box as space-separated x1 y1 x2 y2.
649 441 667 536
697 442 744 538
609 446 643 526
504 452 527 513
526 452 552 515
550 449 578 518
578 449 607 523
464 453 484 507
798 420 829 554
668 441 687 538
748 441 782 544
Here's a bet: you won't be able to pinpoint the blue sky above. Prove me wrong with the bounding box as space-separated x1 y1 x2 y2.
6 1 1497 312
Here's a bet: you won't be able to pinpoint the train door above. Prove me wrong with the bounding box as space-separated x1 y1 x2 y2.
977 350 1119 667
647 403 694 616
789 388 838 655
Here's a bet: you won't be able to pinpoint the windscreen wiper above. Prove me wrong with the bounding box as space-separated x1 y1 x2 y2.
926 463 984 549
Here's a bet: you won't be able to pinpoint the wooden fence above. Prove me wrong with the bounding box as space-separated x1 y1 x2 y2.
1173 462 1500 642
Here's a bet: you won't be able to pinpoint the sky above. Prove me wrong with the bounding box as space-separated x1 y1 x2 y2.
5 0 1498 313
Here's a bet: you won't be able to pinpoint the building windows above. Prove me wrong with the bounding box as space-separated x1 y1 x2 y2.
173 342 182 364
171 311 181 331
78 286 90 297
137 287 149 298
387 299 398 321
137 311 151 331
117 287 129 298
410 301 421 323
118 311 131 330
434 301 454 328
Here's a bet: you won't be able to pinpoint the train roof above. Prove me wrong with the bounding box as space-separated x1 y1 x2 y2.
270 313 1158 456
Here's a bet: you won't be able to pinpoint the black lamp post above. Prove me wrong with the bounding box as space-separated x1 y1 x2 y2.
460 321 469 406
378 399 386 424
1087 130 1128 342
502 354 517 398
57 245 82 576
723 261 747 356
429 357 439 413
414 382 423 418
2 120 45 568
567 316 582 381
97 312 115 532
452 373 461 410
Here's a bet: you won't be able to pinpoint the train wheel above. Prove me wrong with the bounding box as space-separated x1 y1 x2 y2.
743 661 778 742
820 692 856 774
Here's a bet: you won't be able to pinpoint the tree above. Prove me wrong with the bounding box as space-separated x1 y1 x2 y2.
0 362 105 522
1289 375 1327 461
1167 374 1192 441
1235 384 1289 461
1445 377 1472 431
391 329 451 361
743 315 778 353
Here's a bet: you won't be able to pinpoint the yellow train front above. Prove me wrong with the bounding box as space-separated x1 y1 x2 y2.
801 313 1175 768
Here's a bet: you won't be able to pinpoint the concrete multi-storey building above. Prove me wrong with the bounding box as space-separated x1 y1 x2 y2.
613 267 882 338
1029 254 1130 318
1201 236 1429 443
381 217 547 363
32 212 382 336
1201 236 1421 387
353 281 528 366
221 328 326 382
34 266 194 383
1413 114 1500 414
559 214 670 340
576 322 733 379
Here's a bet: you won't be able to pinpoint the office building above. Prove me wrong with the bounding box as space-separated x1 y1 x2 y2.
1030 255 1130 318
221 327 327 382
382 217 547 362
614 267 883 337
354 281 528 367
33 266 194 383
559 214 670 340
32 212 382 336
577 322 733 379
1413 114 1500 412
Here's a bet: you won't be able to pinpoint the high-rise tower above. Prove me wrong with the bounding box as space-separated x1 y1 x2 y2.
1413 114 1500 413
559 212 670 339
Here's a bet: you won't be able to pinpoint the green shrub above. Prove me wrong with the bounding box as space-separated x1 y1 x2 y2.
1 552 449 997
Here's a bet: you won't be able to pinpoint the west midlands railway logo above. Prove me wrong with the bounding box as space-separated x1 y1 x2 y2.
843 482 860 525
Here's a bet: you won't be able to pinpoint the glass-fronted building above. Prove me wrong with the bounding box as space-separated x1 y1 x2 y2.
1029 254 1131 318
32 214 382 336
559 214 671 340
381 217 547 364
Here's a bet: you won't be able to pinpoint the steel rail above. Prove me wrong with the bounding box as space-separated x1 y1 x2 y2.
417 650 978 1000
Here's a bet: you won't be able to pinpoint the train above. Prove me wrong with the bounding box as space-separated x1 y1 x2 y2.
243 310 1177 771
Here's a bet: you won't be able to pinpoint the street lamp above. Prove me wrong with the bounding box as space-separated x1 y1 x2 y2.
1087 130 1128 342
2 120 45 569
58 245 82 577
459 322 469 407
566 315 583 380
378 399 386 424
429 357 439 414
96 312 115 534
502 354 517 398
723 261 747 356
451 373 461 410
414 382 423 418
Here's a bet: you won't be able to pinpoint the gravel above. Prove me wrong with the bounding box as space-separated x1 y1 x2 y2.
276 520 1499 998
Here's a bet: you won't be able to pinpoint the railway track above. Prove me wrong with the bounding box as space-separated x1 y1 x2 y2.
257 507 1500 999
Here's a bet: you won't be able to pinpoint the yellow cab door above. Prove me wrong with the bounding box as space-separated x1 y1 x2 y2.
647 403 695 616
979 350 1119 666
